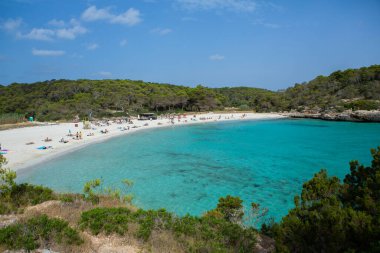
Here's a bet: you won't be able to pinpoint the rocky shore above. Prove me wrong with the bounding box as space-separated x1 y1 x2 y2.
284 110 380 122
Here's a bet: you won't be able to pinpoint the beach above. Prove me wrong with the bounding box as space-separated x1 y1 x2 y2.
0 112 285 171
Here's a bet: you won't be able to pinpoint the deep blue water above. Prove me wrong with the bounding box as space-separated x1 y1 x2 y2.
18 119 380 223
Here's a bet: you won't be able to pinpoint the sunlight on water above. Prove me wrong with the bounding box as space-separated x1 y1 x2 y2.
18 119 380 222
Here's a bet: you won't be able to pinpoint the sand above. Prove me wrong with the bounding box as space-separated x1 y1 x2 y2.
0 112 286 171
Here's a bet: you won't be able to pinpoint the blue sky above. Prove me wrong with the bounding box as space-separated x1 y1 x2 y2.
0 0 379 90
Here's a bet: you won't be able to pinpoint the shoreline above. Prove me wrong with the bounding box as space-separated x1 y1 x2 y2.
0 112 286 172
282 110 380 122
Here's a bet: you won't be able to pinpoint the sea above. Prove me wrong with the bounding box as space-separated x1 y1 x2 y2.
17 118 380 224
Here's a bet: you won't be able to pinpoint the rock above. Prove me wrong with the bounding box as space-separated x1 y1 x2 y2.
0 214 18 228
25 200 62 213
284 110 380 122
254 234 275 253
3 249 59 253
84 232 140 253
40 250 59 253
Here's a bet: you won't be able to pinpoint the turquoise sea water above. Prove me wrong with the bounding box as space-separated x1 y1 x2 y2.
18 119 380 222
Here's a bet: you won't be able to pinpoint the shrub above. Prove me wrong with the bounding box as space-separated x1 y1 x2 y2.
0 215 82 251
79 207 131 235
344 100 380 110
79 205 257 252
262 147 380 253
0 155 56 214
0 113 25 125
83 179 101 204
0 183 55 214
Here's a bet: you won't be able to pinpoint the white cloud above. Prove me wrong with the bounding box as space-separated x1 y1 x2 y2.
151 27 172 36
82 6 113 21
19 28 55 41
1 18 23 31
176 0 256 12
18 19 87 41
86 43 99 50
82 6 142 26
56 21 87 40
99 71 112 77
110 8 141 25
120 39 128 46
209 54 225 61
48 19 65 27
32 48 65 56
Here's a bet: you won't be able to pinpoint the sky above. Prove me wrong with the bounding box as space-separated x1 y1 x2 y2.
0 0 379 90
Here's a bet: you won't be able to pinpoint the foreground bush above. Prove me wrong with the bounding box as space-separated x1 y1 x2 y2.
0 155 56 214
0 215 82 251
262 147 380 253
80 206 257 252
0 183 56 214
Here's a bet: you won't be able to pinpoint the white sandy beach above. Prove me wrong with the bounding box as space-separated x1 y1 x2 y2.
0 112 285 171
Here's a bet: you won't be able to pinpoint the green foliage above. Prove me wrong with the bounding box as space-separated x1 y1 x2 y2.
262 147 380 253
58 194 75 203
79 207 131 235
0 155 55 214
239 104 250 111
102 178 134 204
284 65 380 112
83 178 101 204
344 100 380 111
80 205 257 252
0 183 55 214
0 215 82 251
341 147 380 219
0 113 25 124
205 195 244 224
0 65 379 121
216 87 287 112
0 155 16 198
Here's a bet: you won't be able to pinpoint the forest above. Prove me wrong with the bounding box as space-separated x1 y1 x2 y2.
0 65 379 121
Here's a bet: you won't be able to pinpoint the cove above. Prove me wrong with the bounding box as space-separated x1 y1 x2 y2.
17 119 380 222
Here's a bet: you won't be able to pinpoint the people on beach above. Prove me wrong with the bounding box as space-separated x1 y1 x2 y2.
37 145 53 150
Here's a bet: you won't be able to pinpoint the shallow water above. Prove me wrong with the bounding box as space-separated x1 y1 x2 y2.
18 119 380 223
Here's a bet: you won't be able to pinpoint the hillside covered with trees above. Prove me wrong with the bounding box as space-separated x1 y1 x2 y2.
284 65 380 112
0 65 379 121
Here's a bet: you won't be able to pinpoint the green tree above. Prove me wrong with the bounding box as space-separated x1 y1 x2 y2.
0 155 16 199
263 147 380 253
205 195 244 224
83 179 101 204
